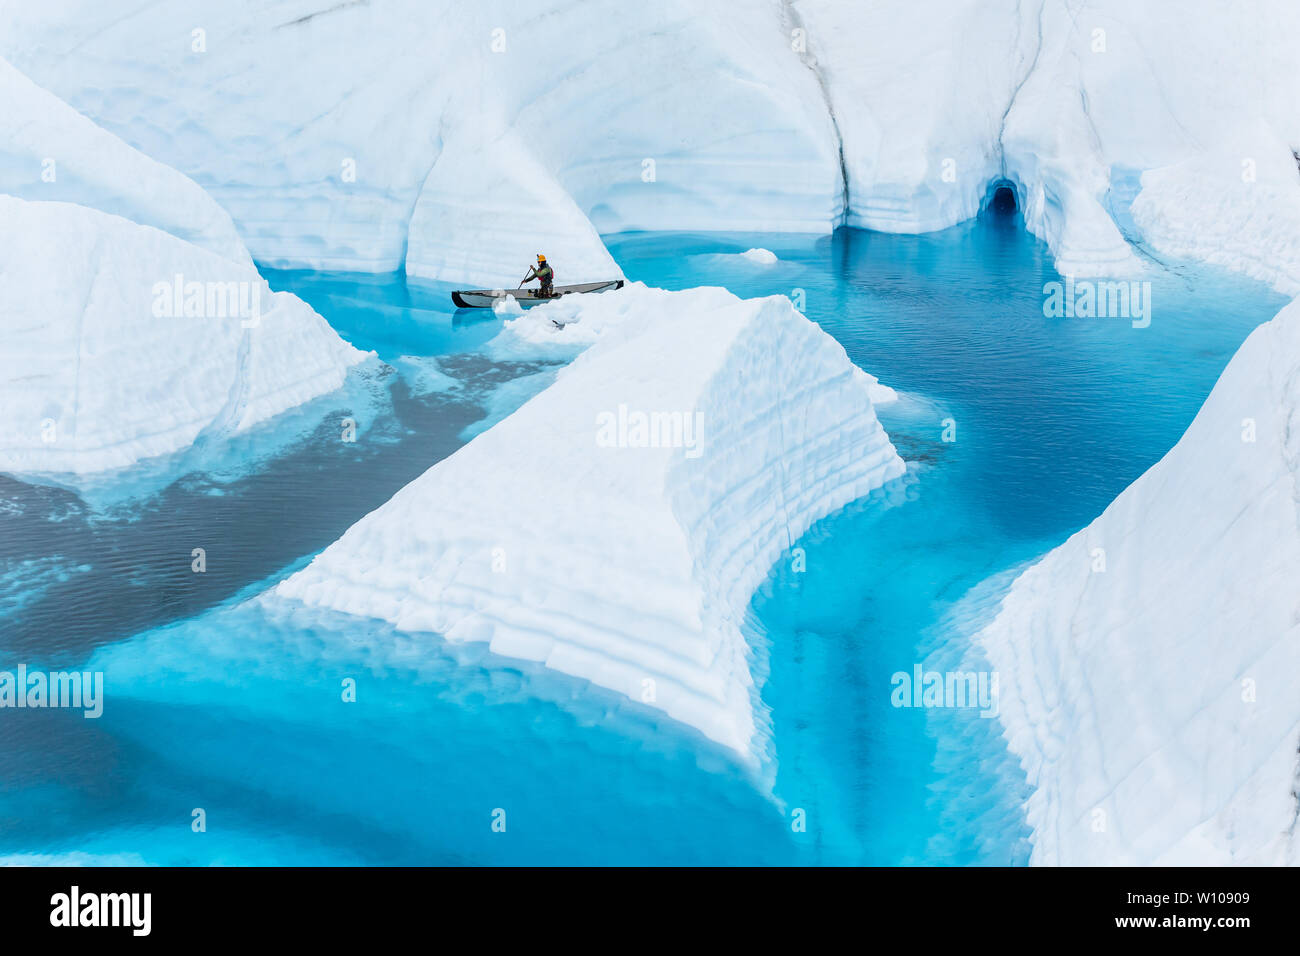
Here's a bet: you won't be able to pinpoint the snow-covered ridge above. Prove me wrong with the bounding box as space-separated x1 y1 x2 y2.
0 56 251 267
977 297 1300 865
276 283 905 758
0 196 368 477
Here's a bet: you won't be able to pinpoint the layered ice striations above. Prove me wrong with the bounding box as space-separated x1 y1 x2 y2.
978 298 1300 865
0 197 367 477
277 284 905 758
790 0 1300 279
1131 123 1300 296
0 1 842 282
5 1 1299 283
0 56 251 267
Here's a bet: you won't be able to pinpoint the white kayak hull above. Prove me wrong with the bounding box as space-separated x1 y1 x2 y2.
451 280 624 309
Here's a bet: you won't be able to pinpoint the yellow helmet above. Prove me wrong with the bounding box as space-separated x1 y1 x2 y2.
537 253 546 262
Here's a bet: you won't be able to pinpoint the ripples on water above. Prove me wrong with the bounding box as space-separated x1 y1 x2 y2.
0 211 1287 864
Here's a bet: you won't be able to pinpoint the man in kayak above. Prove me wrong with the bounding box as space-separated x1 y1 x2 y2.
523 254 555 297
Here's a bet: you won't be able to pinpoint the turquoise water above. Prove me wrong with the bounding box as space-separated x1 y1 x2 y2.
0 209 1286 864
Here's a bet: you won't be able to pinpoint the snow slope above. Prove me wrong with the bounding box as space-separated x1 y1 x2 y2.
978 298 1300 865
0 56 251 267
276 283 905 758
0 197 367 477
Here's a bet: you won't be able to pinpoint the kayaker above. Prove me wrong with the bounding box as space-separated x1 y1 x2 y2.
523 254 555 297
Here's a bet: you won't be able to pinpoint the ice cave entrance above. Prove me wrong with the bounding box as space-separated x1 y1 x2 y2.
984 180 1019 215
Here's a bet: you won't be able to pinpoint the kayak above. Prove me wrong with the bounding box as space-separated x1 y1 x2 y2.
451 280 624 309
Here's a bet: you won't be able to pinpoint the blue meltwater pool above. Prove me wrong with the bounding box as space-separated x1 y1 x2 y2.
0 206 1286 864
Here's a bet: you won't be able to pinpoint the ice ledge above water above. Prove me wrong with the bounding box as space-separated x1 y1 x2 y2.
276 283 905 759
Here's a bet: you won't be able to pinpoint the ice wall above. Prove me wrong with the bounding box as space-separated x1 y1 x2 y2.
405 128 620 287
0 0 842 283
0 197 367 477
4 2 1297 293
978 298 1300 865
276 284 905 758
793 0 1300 279
1132 123 1300 296
0 56 251 267
789 0 1020 234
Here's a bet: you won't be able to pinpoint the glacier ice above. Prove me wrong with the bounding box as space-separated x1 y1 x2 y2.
793 0 1300 279
2 0 1299 863
0 0 841 283
5 1 1298 284
0 196 367 478
406 127 622 287
977 298 1300 865
1 52 374 485
276 283 905 758
789 0 1021 234
0 55 251 268
1132 122 1300 296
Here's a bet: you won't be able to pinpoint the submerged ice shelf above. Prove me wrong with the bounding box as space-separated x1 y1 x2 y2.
277 283 905 758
